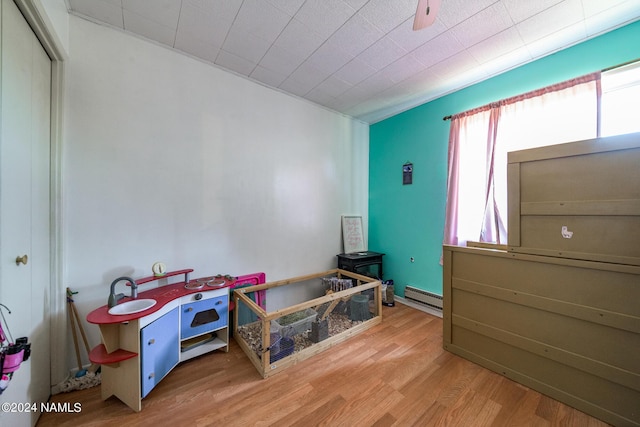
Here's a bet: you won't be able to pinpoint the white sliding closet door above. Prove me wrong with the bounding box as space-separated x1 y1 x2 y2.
0 0 52 425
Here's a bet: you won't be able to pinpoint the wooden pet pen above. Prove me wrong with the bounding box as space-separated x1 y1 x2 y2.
233 269 382 378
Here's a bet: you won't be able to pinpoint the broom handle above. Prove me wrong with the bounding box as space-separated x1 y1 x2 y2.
71 301 91 355
68 301 82 371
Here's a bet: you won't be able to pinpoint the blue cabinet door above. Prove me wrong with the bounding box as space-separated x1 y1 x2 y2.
140 307 179 398
181 295 228 340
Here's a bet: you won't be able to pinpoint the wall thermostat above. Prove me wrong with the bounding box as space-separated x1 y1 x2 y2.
403 162 413 185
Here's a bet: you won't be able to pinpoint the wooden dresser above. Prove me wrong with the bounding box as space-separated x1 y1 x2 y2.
443 132 640 426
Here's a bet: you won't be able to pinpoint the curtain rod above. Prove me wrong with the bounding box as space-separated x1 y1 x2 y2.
602 57 640 72
441 57 640 121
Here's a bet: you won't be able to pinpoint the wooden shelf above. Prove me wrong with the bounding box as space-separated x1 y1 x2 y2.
89 344 137 365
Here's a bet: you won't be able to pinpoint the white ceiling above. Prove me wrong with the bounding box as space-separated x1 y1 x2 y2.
66 0 640 123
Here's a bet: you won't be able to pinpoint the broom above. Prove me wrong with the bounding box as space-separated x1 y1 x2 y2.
59 289 101 392
67 290 85 377
67 288 100 375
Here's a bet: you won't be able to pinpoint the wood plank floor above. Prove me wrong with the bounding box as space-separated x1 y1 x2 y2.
37 303 610 427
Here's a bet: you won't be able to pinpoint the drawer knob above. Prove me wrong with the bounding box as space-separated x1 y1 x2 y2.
186 307 193 312
148 338 155 345
148 372 155 379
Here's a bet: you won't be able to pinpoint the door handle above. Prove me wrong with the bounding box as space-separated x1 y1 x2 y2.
15 255 28 266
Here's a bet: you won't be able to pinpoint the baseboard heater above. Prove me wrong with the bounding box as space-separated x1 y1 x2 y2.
404 286 443 310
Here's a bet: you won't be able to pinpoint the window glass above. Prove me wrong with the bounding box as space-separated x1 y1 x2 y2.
601 61 640 136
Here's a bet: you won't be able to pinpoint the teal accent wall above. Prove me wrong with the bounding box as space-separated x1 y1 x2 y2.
369 21 640 297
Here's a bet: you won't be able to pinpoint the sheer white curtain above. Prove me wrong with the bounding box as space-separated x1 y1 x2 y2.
443 109 493 247
443 73 601 249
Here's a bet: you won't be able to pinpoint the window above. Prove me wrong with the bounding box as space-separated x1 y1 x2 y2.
444 61 640 251
443 73 600 248
601 61 640 137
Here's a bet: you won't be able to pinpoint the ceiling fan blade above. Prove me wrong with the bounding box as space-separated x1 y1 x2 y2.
413 0 440 31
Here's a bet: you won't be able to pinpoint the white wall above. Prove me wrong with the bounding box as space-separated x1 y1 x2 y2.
62 16 368 372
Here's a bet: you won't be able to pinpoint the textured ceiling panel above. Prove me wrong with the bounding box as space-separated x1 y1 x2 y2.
67 0 640 123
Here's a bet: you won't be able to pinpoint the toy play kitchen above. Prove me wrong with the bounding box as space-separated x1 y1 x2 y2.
87 267 265 412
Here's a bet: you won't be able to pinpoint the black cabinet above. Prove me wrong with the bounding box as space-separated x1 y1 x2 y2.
336 251 384 279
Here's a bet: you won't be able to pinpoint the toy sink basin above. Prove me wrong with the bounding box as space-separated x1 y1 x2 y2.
108 299 156 315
